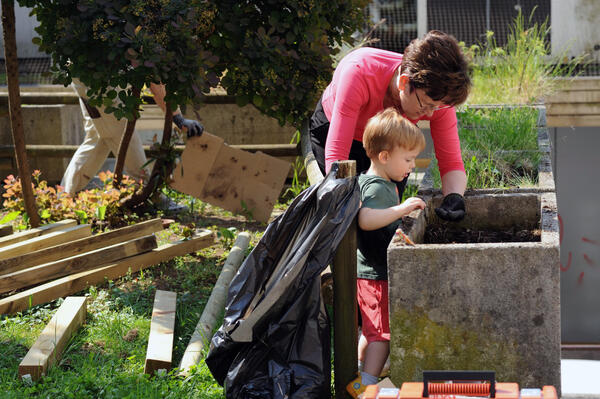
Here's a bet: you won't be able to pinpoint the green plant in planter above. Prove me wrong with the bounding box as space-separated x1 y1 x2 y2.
428 107 542 189
463 9 585 104
456 107 539 152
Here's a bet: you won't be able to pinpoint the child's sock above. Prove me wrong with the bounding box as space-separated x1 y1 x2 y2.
360 371 379 386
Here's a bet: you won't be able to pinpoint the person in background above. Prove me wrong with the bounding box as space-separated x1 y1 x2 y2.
62 80 203 200
310 30 471 222
347 108 426 397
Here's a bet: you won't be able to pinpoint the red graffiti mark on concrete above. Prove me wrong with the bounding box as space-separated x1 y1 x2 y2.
560 252 572 272
583 254 596 267
558 214 599 286
558 214 573 272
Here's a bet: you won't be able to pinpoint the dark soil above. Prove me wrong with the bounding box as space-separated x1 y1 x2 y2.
424 225 541 244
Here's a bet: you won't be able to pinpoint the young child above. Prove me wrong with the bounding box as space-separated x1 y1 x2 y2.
347 108 426 398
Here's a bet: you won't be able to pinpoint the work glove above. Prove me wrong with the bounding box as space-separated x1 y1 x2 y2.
435 193 466 222
173 114 204 138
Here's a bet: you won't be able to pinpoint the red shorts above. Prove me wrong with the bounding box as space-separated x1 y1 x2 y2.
357 278 390 343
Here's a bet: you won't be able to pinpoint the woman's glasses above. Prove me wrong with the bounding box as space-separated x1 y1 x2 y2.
414 89 452 112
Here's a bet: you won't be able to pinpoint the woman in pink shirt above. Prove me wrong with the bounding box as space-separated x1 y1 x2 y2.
309 30 471 222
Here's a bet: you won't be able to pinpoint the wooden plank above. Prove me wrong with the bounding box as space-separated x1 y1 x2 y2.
0 230 213 315
555 77 600 91
169 133 225 195
0 235 158 294
203 144 289 222
547 90 600 104
0 224 12 237
331 160 358 397
0 224 91 261
18 296 87 380
0 219 77 249
144 290 177 375
547 115 600 127
179 232 251 374
546 103 600 116
0 218 163 275
171 134 290 223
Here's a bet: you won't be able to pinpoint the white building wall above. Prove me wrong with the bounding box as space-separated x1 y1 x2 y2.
0 4 45 58
551 0 600 62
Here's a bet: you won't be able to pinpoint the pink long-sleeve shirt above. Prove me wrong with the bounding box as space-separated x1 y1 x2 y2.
321 47 465 177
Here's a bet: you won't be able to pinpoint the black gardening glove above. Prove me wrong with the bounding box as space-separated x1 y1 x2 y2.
173 114 204 138
435 193 466 222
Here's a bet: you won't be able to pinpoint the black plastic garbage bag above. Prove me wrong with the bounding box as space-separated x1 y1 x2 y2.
206 164 360 398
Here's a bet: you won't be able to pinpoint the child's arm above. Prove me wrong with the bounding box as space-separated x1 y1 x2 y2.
358 197 425 231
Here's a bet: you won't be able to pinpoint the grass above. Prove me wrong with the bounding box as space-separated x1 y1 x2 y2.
429 106 542 190
0 198 267 398
464 9 585 105
0 255 227 398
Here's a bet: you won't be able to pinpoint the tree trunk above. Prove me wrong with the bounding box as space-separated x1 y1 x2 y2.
1 0 40 227
113 87 141 188
123 103 173 209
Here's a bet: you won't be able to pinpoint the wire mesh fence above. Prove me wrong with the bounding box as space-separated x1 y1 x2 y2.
0 57 53 85
0 1 597 84
364 0 598 77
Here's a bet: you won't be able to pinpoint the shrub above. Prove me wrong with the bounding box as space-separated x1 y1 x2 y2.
2 170 141 231
20 0 368 126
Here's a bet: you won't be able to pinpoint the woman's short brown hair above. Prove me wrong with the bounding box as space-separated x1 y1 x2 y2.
363 108 425 159
401 30 472 106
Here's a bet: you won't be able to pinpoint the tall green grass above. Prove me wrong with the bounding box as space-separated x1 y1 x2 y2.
464 9 585 105
429 106 541 189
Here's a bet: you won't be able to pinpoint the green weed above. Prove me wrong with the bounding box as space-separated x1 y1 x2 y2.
464 8 585 105
282 130 310 202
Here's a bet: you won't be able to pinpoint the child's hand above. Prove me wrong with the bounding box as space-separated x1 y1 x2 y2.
400 197 426 214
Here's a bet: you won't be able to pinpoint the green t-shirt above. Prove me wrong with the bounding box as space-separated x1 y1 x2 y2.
357 174 400 280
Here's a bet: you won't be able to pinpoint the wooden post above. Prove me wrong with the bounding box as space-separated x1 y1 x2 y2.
1 0 40 227
332 160 358 398
19 296 87 380
144 290 177 375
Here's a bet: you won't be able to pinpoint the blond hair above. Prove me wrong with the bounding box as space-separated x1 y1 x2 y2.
363 108 425 159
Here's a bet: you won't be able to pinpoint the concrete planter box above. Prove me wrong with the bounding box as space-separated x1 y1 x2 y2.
387 191 561 390
420 105 554 194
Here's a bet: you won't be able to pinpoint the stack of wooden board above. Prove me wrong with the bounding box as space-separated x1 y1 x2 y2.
0 219 214 315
